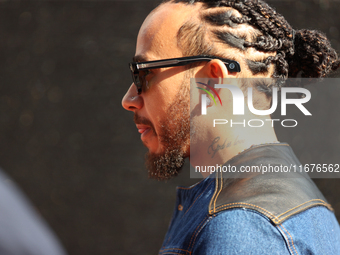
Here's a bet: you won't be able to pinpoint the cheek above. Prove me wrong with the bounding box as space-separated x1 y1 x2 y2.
144 68 189 129
144 88 167 115
142 92 169 133
147 73 184 111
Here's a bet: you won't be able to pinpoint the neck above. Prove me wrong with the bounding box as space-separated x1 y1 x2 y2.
190 114 278 178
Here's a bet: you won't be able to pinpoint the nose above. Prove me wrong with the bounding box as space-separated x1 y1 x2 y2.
122 83 143 111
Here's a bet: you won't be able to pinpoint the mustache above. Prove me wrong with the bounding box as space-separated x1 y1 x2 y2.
134 114 156 134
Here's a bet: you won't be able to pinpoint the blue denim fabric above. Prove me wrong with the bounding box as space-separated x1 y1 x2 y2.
159 175 340 255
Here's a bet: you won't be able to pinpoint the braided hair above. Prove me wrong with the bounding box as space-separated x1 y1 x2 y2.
163 0 340 93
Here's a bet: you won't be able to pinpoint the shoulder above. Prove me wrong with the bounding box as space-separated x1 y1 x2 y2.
192 208 290 255
193 206 340 255
280 206 340 255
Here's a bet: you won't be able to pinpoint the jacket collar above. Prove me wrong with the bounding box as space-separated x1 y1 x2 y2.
208 143 332 225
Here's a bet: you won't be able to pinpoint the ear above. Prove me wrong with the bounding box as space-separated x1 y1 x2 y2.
195 59 238 98
196 59 234 79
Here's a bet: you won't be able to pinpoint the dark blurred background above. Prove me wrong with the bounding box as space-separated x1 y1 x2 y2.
0 0 339 254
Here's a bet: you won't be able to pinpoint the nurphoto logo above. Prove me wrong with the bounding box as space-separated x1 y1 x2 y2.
197 79 312 128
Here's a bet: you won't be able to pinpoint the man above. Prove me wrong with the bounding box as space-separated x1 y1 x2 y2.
122 0 340 254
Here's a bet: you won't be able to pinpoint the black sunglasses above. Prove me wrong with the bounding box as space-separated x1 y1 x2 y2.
129 55 241 94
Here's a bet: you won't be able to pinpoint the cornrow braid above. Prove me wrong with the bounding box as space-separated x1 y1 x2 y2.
163 0 340 93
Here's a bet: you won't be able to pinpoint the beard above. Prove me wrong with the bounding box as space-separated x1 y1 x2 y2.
135 79 190 181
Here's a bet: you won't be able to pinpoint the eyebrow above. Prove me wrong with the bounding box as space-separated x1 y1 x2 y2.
132 55 149 63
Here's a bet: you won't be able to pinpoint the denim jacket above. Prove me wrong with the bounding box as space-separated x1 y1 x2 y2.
159 144 340 255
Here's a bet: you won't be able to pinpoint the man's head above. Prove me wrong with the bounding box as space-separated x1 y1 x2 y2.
122 3 199 180
122 0 340 180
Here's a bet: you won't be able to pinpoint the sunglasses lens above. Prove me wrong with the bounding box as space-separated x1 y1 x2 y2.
128 63 138 94
134 74 142 94
132 71 149 94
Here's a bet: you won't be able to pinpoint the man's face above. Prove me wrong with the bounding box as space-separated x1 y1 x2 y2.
122 3 200 180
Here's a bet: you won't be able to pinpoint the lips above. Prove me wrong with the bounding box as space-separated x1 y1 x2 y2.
136 124 152 138
138 128 149 134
